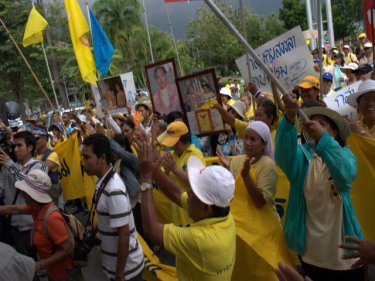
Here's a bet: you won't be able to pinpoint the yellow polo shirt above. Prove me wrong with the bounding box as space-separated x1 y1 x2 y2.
163 192 236 281
244 107 255 120
170 144 205 226
36 151 60 173
360 117 375 136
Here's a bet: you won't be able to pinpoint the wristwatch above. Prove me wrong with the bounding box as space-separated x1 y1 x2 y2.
140 182 153 192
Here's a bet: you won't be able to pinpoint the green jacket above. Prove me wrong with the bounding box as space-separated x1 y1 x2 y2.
275 116 363 255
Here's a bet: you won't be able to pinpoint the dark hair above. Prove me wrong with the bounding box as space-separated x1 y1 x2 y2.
319 115 346 147
154 66 167 78
62 112 71 117
179 132 191 145
122 118 135 130
166 111 186 125
258 100 278 125
13 131 36 156
212 205 230 218
83 133 113 164
112 134 132 153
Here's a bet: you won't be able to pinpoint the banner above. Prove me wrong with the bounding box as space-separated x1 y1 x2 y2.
236 26 315 92
324 81 360 119
53 133 85 201
120 72 137 107
364 0 374 43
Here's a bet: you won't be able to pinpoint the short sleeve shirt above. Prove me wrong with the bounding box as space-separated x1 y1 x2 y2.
163 192 236 281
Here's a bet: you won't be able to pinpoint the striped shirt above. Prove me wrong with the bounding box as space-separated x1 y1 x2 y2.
96 170 144 280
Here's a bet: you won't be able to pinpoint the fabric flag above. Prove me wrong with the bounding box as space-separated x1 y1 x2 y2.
349 133 375 240
88 9 114 75
22 6 48 47
364 0 375 43
64 0 97 85
53 133 85 201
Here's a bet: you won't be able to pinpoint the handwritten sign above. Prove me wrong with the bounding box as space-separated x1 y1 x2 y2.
235 26 315 92
325 81 360 119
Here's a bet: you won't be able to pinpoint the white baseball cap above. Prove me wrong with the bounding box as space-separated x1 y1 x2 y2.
15 170 52 203
220 87 232 98
343 45 350 49
228 101 246 120
78 114 87 123
347 80 375 108
187 156 235 208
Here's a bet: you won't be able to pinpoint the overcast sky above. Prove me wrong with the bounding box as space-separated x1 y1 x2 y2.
84 0 283 39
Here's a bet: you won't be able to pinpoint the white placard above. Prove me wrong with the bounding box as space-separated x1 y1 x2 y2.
120 72 137 107
325 81 360 119
236 26 316 92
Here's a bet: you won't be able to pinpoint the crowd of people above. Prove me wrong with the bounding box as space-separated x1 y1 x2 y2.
0 31 374 281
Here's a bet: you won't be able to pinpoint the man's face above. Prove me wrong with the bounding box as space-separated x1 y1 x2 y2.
13 138 33 163
62 114 70 125
300 87 319 102
155 69 168 89
34 135 47 152
365 47 372 56
81 145 101 176
360 37 367 45
343 48 349 55
137 106 149 119
322 79 332 95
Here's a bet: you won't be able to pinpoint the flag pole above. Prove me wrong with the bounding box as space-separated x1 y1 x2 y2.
164 2 184 76
202 0 309 121
142 0 154 63
316 0 324 101
0 17 58 113
41 42 60 109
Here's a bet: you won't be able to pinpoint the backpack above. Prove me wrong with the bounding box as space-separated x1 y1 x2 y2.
43 205 88 267
41 149 59 185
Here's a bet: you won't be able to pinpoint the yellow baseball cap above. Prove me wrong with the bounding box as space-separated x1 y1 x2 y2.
297 75 320 90
358 33 366 39
157 121 189 147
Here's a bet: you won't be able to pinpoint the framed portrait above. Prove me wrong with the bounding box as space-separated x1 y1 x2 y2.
176 69 224 136
97 75 127 111
145 58 183 119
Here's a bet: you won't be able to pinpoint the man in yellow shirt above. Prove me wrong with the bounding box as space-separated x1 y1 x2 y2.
157 121 205 225
136 138 236 281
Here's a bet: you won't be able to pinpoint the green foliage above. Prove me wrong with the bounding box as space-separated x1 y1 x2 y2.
186 2 286 75
330 0 362 40
279 0 307 31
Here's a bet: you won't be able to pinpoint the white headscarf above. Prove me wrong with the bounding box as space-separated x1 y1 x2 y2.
246 121 274 160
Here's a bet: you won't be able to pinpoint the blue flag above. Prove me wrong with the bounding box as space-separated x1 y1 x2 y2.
89 9 114 75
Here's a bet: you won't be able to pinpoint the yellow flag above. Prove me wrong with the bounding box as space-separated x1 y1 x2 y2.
349 133 375 240
22 6 48 47
64 0 97 85
53 133 85 201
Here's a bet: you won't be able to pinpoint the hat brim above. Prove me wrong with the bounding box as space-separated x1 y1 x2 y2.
298 82 319 90
135 103 151 112
15 181 52 204
347 87 375 108
187 156 212 206
220 93 232 98
157 131 180 147
303 107 351 140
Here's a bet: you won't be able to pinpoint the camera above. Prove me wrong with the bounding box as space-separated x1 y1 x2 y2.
74 230 101 265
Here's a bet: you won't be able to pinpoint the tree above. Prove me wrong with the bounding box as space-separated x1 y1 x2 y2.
330 0 362 40
279 0 307 31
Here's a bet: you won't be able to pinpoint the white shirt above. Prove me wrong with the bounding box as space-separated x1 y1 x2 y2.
96 169 144 280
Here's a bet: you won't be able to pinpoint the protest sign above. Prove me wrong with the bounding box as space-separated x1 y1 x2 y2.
120 72 137 106
324 81 360 119
236 26 315 92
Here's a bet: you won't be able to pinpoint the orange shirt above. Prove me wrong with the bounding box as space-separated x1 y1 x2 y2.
32 202 73 279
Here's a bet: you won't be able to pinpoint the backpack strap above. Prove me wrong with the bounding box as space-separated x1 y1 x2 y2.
41 148 53 163
43 205 59 236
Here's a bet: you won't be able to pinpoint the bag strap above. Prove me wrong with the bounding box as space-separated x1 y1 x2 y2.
41 148 53 162
87 168 115 228
43 205 59 236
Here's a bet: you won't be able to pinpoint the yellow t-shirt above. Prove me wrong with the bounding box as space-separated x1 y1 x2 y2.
230 155 277 205
163 192 236 281
244 107 255 120
360 116 375 137
170 144 206 226
36 150 60 172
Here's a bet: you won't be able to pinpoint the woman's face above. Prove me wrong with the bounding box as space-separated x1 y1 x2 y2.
155 69 168 89
358 92 375 124
255 107 272 128
244 128 266 159
114 118 123 128
122 124 134 141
